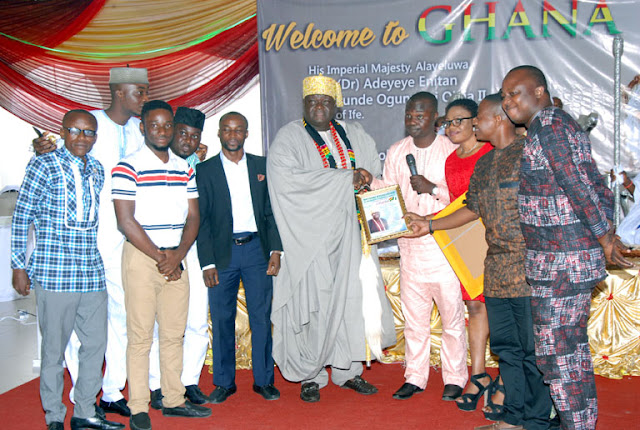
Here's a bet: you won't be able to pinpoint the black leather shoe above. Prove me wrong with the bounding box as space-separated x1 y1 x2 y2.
253 384 280 400
184 385 209 405
442 384 464 401
300 382 320 403
162 400 211 418
48 423 64 430
70 415 125 430
208 385 236 404
392 382 424 400
341 375 378 395
150 389 163 410
129 412 151 430
94 403 106 420
98 399 130 417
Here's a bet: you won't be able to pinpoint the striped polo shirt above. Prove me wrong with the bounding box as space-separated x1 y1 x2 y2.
111 144 198 248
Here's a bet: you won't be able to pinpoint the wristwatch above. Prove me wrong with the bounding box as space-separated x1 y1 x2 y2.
431 185 439 196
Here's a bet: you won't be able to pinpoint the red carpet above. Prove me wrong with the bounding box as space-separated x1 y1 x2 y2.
1 363 637 429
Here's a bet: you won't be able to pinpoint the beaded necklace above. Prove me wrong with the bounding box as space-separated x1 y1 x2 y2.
303 119 356 170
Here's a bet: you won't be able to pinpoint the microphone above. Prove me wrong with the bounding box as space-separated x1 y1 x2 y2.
406 154 422 194
406 154 418 176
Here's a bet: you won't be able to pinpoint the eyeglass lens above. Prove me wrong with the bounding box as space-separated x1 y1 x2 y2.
66 127 96 137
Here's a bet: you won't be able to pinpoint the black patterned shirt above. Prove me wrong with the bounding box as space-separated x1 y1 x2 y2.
467 137 528 298
518 107 612 293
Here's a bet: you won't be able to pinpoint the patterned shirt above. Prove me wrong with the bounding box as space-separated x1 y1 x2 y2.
111 145 198 248
466 137 528 298
518 107 613 292
11 147 105 292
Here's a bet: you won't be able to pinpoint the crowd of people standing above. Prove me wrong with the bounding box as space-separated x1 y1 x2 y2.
10 65 629 430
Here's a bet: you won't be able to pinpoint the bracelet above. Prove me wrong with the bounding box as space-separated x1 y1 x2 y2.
428 219 434 234
624 181 634 189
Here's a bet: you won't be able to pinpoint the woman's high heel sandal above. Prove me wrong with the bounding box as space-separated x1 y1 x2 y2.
483 375 506 421
456 372 492 412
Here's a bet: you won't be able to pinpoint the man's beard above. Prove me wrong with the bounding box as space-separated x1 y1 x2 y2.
221 141 244 152
147 141 170 152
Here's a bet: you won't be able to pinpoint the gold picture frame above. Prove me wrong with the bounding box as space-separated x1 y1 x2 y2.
357 185 412 244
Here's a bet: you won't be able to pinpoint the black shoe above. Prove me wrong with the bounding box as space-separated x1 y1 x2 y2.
442 384 464 401
94 403 106 420
70 415 125 430
48 423 64 430
483 375 505 421
184 385 209 405
253 384 280 400
300 382 320 403
208 385 236 404
98 399 131 417
129 412 151 430
456 373 491 412
341 375 378 395
162 400 211 418
392 382 424 400
150 389 163 410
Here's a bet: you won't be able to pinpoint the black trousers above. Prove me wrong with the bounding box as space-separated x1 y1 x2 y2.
485 296 551 430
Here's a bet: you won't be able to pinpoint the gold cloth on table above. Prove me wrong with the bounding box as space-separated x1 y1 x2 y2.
589 261 640 379
206 259 640 379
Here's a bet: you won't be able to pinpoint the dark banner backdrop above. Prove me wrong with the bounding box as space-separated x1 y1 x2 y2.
258 0 640 172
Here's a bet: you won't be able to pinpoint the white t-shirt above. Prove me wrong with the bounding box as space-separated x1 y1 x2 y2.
111 145 198 248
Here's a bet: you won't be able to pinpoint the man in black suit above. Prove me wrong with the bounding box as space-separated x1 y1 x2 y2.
196 112 283 404
368 211 389 233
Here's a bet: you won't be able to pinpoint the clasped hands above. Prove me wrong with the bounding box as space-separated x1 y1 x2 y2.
156 248 184 282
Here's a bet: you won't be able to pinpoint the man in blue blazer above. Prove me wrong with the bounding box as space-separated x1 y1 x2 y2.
196 112 283 403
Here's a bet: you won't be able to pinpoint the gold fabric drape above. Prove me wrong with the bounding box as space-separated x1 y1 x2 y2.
55 0 256 61
206 259 640 379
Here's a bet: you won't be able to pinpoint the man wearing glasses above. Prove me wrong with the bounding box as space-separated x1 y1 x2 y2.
12 110 124 430
34 68 151 417
367 92 468 402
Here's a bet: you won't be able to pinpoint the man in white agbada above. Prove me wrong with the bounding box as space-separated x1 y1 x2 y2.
267 75 395 403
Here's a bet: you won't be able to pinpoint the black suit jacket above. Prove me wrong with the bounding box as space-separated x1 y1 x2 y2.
368 217 388 233
196 153 282 271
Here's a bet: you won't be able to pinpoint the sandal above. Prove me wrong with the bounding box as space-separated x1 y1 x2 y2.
483 375 506 421
456 372 492 412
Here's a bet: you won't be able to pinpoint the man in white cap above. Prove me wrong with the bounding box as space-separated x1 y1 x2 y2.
267 75 395 402
34 66 150 417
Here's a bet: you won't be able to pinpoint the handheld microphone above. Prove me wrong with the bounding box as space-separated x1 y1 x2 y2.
406 154 422 194
406 154 419 176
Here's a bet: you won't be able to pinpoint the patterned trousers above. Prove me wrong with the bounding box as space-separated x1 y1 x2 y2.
530 283 596 430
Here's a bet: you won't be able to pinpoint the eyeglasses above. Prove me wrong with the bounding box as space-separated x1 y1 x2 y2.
443 117 474 128
64 127 97 137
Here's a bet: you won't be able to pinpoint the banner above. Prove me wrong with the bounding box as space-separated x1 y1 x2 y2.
257 0 640 172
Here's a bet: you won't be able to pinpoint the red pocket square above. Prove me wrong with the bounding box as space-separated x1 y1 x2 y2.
257 174 265 182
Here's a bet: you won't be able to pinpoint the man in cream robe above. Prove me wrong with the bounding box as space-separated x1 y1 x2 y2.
267 75 395 402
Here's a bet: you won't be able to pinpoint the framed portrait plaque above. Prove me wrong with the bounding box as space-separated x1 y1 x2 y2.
357 185 411 244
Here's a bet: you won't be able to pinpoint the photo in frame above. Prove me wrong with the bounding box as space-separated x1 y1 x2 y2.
357 185 411 244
